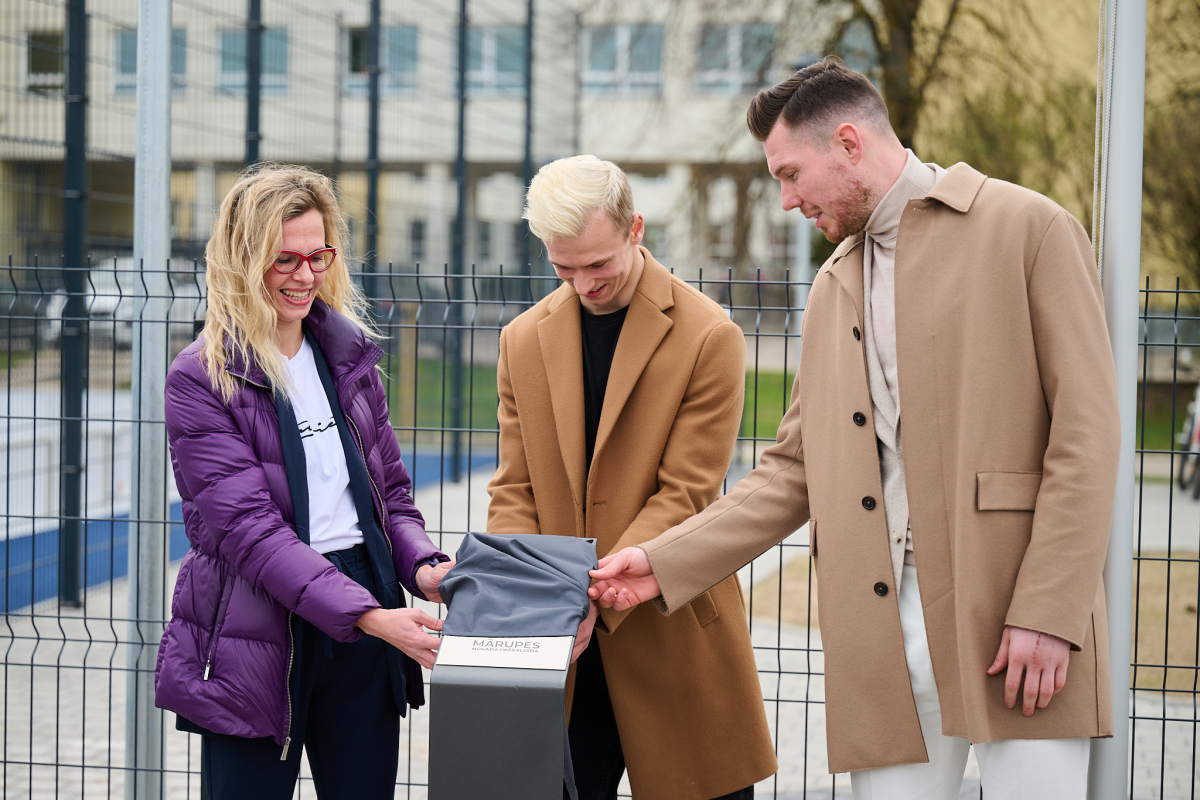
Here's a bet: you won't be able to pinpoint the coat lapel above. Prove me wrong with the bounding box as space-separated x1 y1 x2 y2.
825 234 867 331
537 287 588 510
592 253 674 473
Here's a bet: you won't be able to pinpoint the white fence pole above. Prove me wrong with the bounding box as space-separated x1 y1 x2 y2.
126 1 172 798
1089 0 1146 797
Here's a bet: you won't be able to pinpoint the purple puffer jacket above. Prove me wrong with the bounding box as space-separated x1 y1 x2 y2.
154 300 446 745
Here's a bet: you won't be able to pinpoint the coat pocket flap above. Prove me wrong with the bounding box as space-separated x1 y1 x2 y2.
976 471 1042 511
689 590 719 628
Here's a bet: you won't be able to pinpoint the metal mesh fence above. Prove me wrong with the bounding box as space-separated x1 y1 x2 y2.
2 265 1199 798
0 0 1195 797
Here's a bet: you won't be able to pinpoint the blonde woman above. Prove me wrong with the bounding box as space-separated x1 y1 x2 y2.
155 164 450 799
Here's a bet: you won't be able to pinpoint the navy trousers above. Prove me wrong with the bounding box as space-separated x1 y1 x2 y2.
567 637 754 800
200 544 400 800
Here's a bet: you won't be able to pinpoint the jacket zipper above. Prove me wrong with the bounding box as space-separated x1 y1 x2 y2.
229 370 296 759
345 416 393 557
202 578 234 680
280 611 295 761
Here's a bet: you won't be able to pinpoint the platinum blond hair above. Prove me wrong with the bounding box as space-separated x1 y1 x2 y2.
523 155 634 241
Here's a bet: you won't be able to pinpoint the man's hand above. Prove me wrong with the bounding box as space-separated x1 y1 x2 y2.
416 559 455 603
571 601 599 663
356 607 444 669
588 547 661 611
986 625 1070 716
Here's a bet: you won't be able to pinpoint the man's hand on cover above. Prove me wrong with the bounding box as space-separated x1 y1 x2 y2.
588 547 662 611
356 607 444 669
986 625 1070 716
571 600 599 663
416 559 455 603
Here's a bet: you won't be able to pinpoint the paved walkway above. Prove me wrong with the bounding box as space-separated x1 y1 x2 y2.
2 465 1197 798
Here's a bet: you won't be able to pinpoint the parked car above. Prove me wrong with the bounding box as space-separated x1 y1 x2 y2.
40 258 204 349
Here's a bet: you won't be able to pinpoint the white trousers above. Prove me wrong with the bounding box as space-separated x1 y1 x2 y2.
849 564 1090 800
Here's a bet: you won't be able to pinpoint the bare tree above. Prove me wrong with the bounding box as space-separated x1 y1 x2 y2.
1142 1 1200 286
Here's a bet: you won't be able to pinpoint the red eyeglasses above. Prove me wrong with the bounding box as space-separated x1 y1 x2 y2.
272 246 338 274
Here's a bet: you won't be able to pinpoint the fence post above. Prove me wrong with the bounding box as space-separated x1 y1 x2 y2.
59 0 88 609
1088 0 1146 798
450 0 468 482
125 2 172 798
245 0 262 166
365 0 381 311
518 0 534 303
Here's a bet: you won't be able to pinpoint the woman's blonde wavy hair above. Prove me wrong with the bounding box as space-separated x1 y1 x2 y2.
199 162 375 402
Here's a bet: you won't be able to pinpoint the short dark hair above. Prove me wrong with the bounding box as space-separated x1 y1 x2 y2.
746 56 891 143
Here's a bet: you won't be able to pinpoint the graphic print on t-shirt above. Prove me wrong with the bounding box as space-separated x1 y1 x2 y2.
298 416 337 439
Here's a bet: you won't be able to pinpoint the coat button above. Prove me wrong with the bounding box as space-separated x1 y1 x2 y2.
853 326 861 340
874 582 888 596
853 412 866 426
862 496 876 510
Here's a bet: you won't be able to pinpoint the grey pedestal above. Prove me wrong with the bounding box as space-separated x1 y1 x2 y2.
428 663 568 800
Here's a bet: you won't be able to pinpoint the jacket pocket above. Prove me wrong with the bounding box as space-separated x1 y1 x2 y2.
976 471 1042 511
689 590 719 628
202 576 235 680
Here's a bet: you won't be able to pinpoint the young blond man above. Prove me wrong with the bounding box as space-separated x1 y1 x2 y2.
487 155 776 800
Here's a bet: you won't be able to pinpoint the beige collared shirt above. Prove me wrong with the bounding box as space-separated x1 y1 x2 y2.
862 150 946 589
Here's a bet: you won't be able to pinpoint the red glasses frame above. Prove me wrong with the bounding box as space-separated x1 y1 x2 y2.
272 246 338 274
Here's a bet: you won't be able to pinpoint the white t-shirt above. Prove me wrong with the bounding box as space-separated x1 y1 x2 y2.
281 338 365 554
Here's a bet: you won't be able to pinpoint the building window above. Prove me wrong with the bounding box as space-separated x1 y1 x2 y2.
466 26 526 96
345 26 418 95
642 223 668 263
582 24 663 96
115 28 188 94
477 221 492 264
695 23 775 94
709 222 734 271
411 219 426 264
511 222 529 267
836 19 880 85
218 27 288 94
771 223 793 275
26 31 64 95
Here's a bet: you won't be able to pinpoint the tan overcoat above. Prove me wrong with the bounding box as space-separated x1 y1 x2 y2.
642 165 1120 774
487 251 778 800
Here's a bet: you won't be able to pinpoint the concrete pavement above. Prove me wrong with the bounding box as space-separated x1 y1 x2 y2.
1 462 1197 798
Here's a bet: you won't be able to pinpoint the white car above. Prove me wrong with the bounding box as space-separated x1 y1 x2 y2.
41 258 204 348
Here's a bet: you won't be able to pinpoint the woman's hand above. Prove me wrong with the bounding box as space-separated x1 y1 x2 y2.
416 559 455 603
355 607 444 669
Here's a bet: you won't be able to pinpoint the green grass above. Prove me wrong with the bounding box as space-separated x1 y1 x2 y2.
1138 381 1195 453
0 350 32 372
376 363 1190 457
741 370 793 442
384 357 499 434
383 358 793 445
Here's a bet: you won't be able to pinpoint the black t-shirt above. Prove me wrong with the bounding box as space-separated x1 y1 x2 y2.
581 306 628 470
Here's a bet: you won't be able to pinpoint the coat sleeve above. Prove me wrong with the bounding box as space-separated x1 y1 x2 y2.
486 327 543 535
642 359 812 617
1003 210 1120 649
164 362 378 642
594 320 745 632
368 369 449 598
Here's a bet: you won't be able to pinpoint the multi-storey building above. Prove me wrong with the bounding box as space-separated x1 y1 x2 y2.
0 0 839 289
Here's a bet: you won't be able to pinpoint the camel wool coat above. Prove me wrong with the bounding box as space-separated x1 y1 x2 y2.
641 164 1120 774
487 251 777 800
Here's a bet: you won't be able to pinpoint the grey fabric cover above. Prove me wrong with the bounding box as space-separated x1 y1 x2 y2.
441 533 597 637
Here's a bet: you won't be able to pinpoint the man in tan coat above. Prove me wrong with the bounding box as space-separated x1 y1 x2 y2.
487 155 776 800
590 59 1120 800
